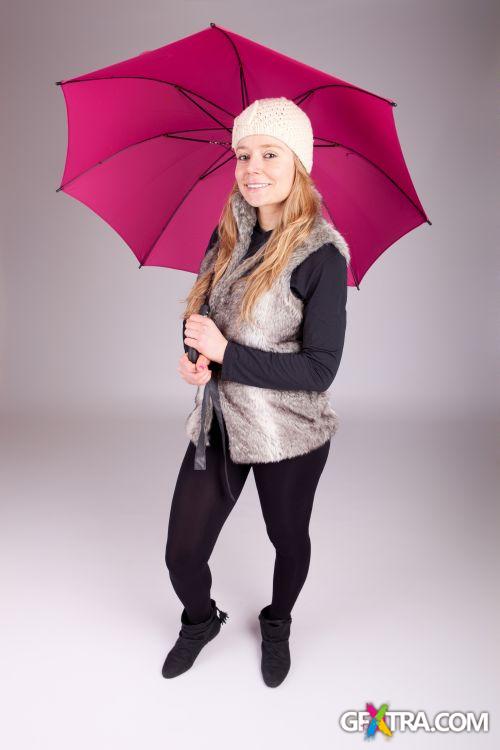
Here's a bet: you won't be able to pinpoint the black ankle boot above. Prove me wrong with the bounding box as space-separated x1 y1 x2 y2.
162 598 229 679
258 604 292 687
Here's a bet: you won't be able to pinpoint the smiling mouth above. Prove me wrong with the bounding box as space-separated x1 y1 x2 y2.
245 184 271 190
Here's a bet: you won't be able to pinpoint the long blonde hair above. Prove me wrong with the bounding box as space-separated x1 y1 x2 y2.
181 153 321 326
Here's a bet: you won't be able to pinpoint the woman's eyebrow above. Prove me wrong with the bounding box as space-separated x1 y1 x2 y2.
235 143 283 152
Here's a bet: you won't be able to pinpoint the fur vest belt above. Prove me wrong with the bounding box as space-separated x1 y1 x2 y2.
185 187 351 483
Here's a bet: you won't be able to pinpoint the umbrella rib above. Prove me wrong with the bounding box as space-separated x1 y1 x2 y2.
56 130 231 192
56 76 236 119
293 84 396 107
173 86 233 134
166 134 232 147
166 130 234 150
210 23 249 109
139 149 234 268
314 138 431 224
198 151 236 179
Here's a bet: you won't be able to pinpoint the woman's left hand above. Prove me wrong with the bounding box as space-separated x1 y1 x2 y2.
184 313 229 364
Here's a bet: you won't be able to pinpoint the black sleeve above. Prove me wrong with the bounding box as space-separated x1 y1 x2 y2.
183 225 219 354
220 243 347 391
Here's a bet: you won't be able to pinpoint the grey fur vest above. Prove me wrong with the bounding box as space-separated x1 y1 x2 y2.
185 187 351 464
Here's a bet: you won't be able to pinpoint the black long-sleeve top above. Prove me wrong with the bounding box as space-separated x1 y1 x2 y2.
183 220 347 392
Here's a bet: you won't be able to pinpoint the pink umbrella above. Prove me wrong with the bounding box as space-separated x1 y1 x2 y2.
55 22 430 289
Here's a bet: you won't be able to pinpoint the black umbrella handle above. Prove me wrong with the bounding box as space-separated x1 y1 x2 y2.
187 302 211 364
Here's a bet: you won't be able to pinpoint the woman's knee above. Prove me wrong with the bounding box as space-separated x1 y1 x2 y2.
266 528 311 560
165 542 207 576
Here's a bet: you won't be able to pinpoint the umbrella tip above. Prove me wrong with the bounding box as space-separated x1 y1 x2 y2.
210 22 216 27
55 81 63 86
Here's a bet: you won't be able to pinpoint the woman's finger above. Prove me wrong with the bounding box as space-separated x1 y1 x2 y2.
179 354 196 373
196 354 211 368
179 368 211 385
195 370 211 384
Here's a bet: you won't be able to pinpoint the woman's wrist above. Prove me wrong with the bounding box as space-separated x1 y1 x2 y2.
214 338 229 364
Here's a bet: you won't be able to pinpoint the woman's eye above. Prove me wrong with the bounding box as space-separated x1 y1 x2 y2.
237 152 277 160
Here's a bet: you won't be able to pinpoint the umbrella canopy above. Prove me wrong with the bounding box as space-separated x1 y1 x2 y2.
56 22 430 288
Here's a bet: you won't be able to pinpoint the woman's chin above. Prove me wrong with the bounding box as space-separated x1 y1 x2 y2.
242 191 273 206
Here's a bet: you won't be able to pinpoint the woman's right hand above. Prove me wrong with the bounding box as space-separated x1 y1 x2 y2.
177 352 212 386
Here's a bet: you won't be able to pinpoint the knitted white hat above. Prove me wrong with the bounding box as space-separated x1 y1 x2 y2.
231 96 314 174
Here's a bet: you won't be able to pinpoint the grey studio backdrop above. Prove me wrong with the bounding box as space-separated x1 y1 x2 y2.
1 2 498 749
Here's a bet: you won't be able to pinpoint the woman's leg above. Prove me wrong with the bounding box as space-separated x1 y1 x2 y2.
253 439 331 620
165 416 251 623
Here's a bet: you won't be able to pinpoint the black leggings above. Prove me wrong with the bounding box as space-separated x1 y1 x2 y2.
165 415 330 623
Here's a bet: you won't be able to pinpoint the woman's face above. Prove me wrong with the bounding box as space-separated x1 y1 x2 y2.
234 135 295 209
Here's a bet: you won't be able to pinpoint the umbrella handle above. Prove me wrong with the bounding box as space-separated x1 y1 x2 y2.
187 302 211 364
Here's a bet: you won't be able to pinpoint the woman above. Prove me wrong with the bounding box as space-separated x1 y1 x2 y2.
163 97 351 687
